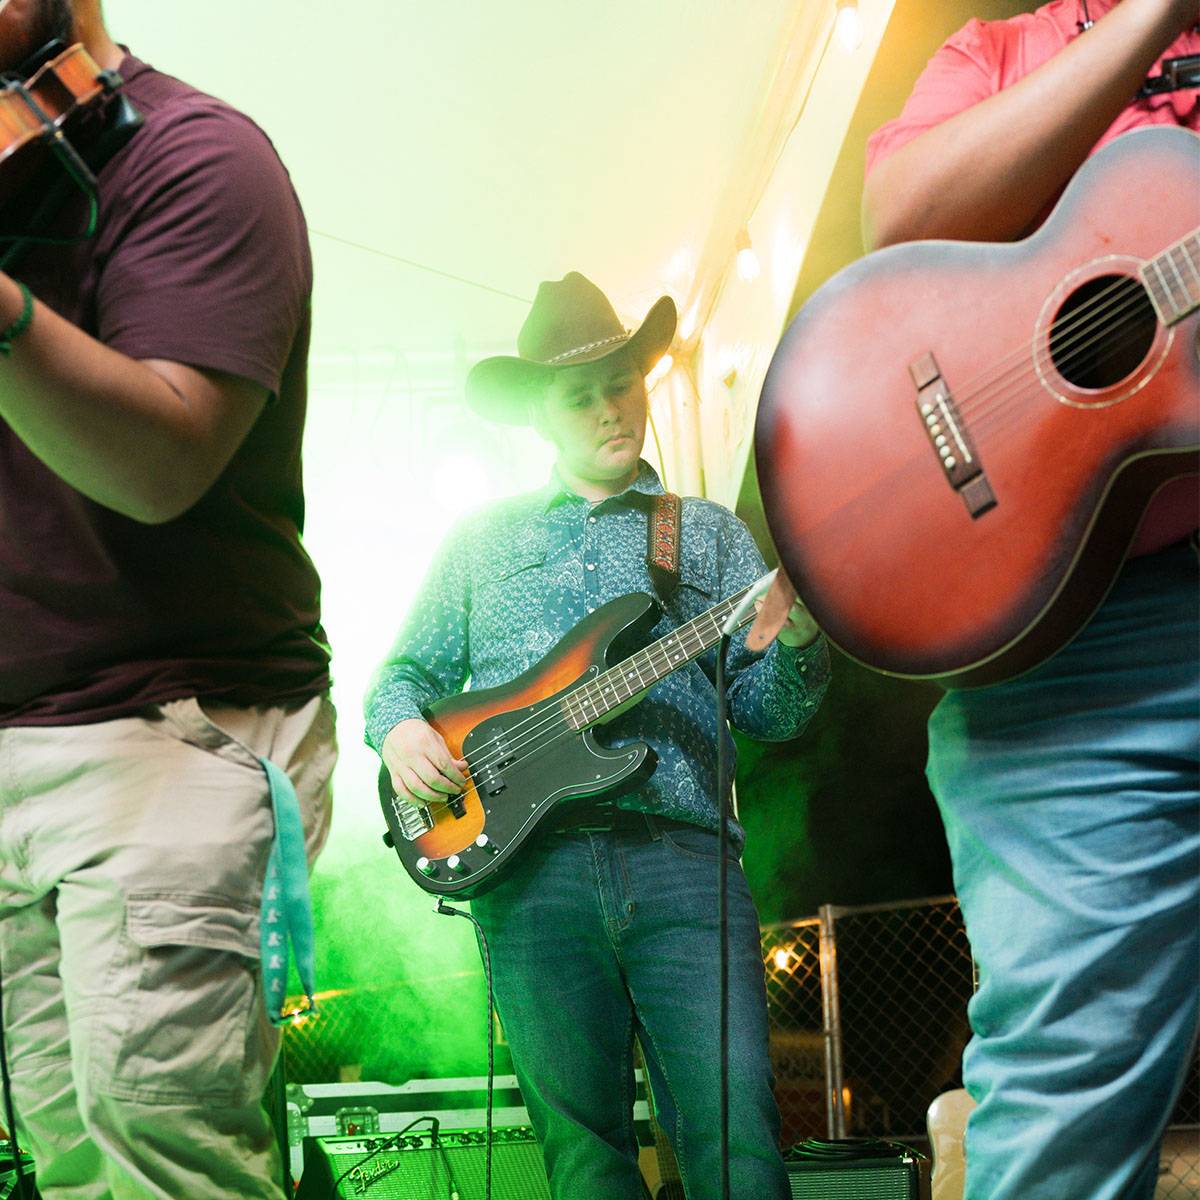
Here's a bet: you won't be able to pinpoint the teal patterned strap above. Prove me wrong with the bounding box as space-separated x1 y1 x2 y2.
258 757 318 1024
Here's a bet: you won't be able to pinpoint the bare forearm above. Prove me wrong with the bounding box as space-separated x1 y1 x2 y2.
0 274 263 523
864 0 1196 248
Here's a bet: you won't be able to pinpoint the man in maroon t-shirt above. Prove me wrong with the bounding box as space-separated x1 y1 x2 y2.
0 2 336 1196
863 3 1198 1199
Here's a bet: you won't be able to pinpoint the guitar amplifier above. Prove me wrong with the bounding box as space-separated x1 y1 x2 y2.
785 1137 929 1200
296 1126 551 1200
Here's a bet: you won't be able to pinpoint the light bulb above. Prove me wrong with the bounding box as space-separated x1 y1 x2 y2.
834 1 864 52
646 353 674 390
735 228 761 282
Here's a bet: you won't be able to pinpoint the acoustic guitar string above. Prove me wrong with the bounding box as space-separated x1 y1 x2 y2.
958 283 1161 438
766 304 1188 552
770 258 1193 515
972 305 1171 442
954 268 1183 424
926 230 1198 426
947 225 1199 414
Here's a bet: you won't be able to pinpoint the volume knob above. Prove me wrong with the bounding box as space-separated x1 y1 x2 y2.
415 856 439 878
474 834 499 855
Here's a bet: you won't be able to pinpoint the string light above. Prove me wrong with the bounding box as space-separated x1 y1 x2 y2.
735 228 761 282
646 353 674 391
834 0 864 53
678 302 700 342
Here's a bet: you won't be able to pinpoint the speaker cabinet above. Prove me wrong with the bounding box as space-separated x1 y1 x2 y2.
785 1138 929 1200
296 1126 550 1200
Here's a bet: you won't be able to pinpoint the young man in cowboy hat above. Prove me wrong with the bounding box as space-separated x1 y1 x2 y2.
365 272 830 1200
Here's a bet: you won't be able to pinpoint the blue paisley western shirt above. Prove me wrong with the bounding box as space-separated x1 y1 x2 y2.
364 461 831 839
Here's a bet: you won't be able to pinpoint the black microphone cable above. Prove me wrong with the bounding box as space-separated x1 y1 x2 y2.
714 632 734 1200
435 897 494 1200
713 569 780 1200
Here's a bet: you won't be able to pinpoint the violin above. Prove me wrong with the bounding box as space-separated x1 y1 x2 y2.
0 41 142 265
0 42 117 167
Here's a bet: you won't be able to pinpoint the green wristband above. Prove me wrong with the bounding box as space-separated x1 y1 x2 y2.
0 281 34 357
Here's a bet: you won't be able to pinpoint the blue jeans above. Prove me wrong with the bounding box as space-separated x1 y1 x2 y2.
470 814 788 1200
927 542 1200 1200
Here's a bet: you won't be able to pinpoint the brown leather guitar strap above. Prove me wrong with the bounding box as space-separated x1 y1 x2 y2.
646 491 682 602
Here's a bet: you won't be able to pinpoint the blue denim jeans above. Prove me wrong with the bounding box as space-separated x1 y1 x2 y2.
470 814 788 1200
927 542 1200 1200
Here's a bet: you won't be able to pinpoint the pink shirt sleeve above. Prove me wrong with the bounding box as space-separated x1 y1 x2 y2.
865 19 1002 176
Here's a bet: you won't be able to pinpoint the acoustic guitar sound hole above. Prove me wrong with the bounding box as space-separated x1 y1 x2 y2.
1049 273 1157 390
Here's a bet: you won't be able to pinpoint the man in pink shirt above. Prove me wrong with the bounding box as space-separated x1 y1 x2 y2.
864 2 1198 1198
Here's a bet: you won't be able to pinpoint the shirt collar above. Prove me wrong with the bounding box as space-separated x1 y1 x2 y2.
540 459 665 511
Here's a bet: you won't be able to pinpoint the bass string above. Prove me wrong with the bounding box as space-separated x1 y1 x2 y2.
431 589 752 796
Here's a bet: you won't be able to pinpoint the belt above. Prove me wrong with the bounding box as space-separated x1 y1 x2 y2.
548 804 697 837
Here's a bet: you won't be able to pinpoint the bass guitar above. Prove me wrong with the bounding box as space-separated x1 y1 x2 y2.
756 126 1199 687
378 579 765 897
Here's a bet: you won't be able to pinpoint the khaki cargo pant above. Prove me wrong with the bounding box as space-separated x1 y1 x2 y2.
0 694 337 1199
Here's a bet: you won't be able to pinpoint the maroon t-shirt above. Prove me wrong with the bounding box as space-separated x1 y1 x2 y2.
0 53 331 724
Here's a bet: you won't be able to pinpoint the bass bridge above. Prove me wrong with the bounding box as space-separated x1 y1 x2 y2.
390 797 434 841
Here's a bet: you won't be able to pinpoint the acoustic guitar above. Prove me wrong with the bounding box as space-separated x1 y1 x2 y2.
927 1088 974 1200
378 579 765 897
756 126 1199 687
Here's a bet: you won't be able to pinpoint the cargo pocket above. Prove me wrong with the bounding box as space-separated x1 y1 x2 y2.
99 892 267 1106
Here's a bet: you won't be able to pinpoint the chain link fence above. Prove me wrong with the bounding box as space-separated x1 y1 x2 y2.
761 916 826 1147
762 895 1199 1198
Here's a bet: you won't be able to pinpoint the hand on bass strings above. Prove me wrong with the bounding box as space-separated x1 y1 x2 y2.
382 718 469 806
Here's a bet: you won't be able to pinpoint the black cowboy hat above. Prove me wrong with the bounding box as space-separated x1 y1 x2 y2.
466 272 677 425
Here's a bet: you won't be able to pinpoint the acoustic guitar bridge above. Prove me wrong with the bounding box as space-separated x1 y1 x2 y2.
910 352 996 519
